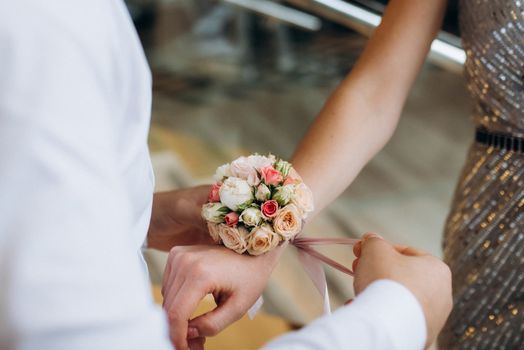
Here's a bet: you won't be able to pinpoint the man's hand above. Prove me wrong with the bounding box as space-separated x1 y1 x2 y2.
352 234 453 348
162 245 284 350
147 186 215 251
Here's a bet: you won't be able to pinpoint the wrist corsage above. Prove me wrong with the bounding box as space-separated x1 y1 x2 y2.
201 154 314 255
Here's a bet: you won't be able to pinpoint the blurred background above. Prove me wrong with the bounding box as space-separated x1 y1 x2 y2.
129 0 472 347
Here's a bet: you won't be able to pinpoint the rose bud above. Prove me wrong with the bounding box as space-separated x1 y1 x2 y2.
208 183 222 202
261 200 279 218
224 212 240 227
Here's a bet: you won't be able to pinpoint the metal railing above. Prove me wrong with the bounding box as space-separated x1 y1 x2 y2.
223 0 466 74
288 0 465 74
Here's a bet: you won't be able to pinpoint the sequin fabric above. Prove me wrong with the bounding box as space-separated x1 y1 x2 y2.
438 1 524 348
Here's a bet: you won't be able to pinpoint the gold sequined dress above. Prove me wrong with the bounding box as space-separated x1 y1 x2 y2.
438 1 524 348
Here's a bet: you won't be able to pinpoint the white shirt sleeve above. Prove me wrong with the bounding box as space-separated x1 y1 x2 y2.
0 1 172 349
263 280 427 350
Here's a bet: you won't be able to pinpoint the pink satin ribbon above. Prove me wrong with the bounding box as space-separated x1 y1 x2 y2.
292 235 359 314
247 235 359 319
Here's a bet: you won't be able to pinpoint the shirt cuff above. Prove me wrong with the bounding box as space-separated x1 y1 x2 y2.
348 279 427 350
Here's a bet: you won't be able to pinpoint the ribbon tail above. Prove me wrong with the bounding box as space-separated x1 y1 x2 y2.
247 295 264 320
297 248 331 315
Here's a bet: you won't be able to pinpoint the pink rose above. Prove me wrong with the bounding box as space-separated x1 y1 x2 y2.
261 166 283 186
261 200 279 218
208 183 221 202
224 212 240 226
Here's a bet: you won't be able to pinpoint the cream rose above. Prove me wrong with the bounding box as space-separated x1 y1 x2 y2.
239 207 263 227
247 225 280 256
219 177 254 211
213 164 232 182
255 183 271 201
218 224 249 254
247 154 275 171
207 222 222 243
272 204 302 240
291 182 315 219
230 157 260 186
201 203 229 223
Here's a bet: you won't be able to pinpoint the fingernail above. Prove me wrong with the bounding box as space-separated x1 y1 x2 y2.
187 327 199 339
344 298 354 305
362 232 383 241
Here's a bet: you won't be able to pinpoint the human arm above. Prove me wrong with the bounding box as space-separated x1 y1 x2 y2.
161 244 286 350
292 0 448 216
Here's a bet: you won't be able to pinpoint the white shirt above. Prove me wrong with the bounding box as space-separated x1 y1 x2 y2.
263 280 426 350
0 1 426 349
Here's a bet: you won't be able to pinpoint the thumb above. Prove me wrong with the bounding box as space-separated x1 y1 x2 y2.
360 236 396 259
188 296 245 337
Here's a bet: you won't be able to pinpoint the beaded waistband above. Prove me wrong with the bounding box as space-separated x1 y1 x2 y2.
475 128 524 152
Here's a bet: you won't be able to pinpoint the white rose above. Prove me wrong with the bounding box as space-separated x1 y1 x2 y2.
247 154 275 171
213 164 232 182
239 207 263 227
207 222 222 243
218 224 249 254
255 183 271 201
273 184 295 206
230 157 260 186
272 204 302 240
219 177 254 211
247 225 280 256
201 203 229 223
291 182 315 219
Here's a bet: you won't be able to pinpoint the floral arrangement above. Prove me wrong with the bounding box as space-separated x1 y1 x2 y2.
201 154 314 256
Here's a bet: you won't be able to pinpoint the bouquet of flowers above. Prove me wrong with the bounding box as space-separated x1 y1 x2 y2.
201 154 314 256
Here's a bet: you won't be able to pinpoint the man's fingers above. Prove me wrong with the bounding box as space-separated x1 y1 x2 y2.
352 258 359 272
161 257 173 297
187 337 206 350
362 232 383 241
360 236 395 258
353 241 362 258
163 268 186 310
188 296 245 337
167 281 208 350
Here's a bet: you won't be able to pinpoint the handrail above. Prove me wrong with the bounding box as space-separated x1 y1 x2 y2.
287 0 466 74
224 0 322 31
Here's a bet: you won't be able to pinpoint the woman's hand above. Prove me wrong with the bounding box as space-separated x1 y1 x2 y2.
161 244 284 350
147 186 215 251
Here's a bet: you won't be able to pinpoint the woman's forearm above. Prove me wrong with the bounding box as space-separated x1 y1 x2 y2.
292 0 447 216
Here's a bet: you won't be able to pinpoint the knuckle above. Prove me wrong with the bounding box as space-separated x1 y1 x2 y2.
193 261 210 278
173 252 192 268
167 310 182 324
169 246 183 256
